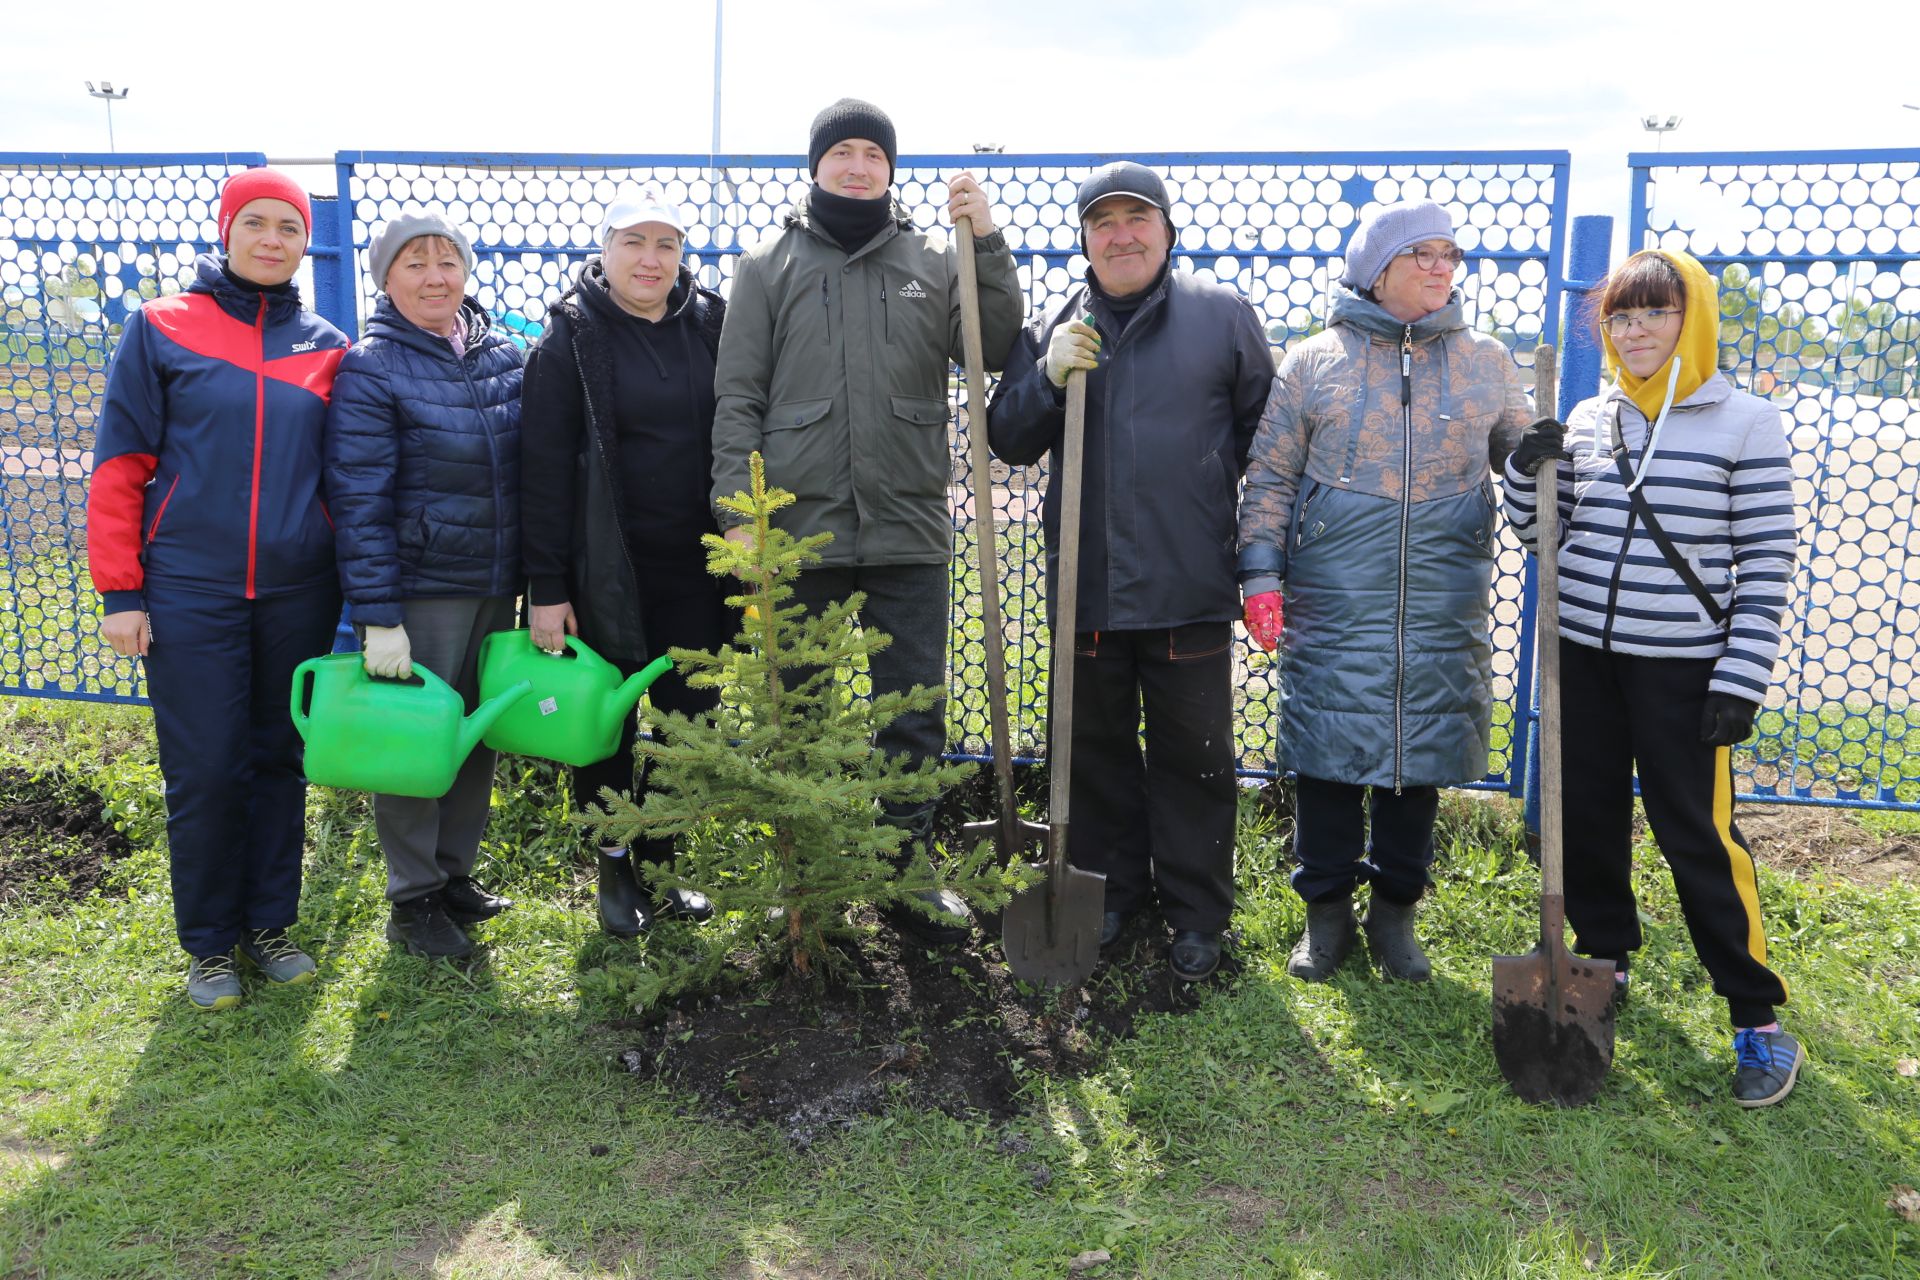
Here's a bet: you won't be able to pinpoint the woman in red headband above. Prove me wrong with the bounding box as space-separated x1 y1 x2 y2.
87 168 352 1010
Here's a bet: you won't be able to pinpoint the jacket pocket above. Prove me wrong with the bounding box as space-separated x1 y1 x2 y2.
1293 478 1328 550
144 474 181 545
762 397 836 501
889 395 952 498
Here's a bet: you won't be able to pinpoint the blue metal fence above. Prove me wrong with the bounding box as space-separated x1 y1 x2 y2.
18 148 1905 808
325 150 1566 786
1630 149 1920 807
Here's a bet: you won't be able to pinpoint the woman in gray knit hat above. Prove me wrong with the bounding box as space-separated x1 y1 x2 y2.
324 211 527 961
1236 199 1560 984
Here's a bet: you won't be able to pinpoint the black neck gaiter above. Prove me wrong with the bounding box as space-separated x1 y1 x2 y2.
808 184 893 253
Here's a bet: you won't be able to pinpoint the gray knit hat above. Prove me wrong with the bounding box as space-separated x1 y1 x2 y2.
369 211 476 293
1340 200 1456 292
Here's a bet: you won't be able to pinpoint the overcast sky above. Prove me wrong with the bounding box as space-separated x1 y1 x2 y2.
7 0 1919 243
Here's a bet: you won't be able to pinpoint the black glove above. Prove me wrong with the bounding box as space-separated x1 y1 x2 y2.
1699 693 1759 746
1511 418 1571 477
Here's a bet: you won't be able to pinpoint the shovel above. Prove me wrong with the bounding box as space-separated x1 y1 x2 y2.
1492 344 1618 1105
954 220 1048 873
1002 360 1106 987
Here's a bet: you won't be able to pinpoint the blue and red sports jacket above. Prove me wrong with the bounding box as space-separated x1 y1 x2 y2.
87 254 351 613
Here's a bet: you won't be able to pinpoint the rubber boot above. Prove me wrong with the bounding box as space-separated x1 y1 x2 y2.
1362 896 1431 982
597 851 653 937
1287 898 1356 982
878 807 972 945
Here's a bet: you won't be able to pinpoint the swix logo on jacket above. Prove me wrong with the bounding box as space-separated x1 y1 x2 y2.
87 254 351 612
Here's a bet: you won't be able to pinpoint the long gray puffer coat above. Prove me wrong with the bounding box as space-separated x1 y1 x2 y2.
1237 287 1534 789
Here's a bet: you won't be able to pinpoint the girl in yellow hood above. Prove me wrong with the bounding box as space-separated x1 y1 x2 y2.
1501 248 1804 1106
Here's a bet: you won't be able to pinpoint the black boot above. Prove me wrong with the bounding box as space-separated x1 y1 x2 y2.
1287 898 1356 982
1169 930 1222 982
1362 896 1431 982
386 893 473 959
597 851 654 937
633 850 714 922
878 807 973 946
442 875 512 925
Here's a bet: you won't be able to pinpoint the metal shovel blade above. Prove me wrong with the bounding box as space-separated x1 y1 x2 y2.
1002 829 1105 987
1492 937 1617 1106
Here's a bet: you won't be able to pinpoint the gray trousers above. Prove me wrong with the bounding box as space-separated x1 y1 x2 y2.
372 595 516 903
789 564 949 812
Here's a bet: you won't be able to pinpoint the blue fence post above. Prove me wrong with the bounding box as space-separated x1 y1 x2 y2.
1523 214 1613 840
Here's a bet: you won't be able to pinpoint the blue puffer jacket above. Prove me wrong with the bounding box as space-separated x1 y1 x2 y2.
325 296 523 627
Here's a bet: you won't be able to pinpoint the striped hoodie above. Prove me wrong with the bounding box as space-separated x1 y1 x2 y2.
1502 373 1797 701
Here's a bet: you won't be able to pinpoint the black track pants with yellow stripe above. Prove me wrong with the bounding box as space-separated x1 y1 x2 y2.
1556 639 1788 1028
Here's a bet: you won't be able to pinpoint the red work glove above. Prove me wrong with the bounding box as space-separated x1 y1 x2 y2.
1244 591 1285 652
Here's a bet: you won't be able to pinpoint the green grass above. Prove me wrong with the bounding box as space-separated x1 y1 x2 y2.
1 697 1916 1278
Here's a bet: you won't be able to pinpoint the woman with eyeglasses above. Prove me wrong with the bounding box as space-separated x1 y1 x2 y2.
1237 199 1550 984
1501 248 1801 1107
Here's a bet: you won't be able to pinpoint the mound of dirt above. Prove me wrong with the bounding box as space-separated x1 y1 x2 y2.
618 909 1216 1142
0 765 133 906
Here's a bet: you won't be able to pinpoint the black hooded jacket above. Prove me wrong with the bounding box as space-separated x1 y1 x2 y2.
520 259 726 662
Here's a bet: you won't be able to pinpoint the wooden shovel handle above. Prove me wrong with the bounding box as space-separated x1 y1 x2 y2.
956 220 1021 845
1533 345 1563 911
1049 370 1088 838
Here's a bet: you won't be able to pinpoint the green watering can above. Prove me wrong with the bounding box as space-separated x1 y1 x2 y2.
476 630 674 767
290 653 533 798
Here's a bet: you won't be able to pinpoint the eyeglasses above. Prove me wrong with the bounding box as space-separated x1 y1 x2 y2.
1397 245 1465 271
1603 307 1682 337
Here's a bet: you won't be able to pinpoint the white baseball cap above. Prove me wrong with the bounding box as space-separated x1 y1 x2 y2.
599 185 690 243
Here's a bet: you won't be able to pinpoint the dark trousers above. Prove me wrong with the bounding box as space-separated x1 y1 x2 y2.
575 584 738 860
1066 624 1237 933
790 563 950 809
371 595 516 902
1559 640 1787 1028
142 578 342 956
1292 775 1439 905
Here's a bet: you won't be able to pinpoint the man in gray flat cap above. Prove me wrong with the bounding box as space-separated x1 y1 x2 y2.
988 161 1275 982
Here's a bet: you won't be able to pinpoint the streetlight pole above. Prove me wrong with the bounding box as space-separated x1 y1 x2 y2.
85 81 129 152
1640 114 1682 248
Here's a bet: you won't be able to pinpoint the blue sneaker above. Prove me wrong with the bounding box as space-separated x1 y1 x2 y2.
1732 1027 1804 1108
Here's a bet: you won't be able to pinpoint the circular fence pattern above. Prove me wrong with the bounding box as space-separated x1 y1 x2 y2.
1 156 267 701
1642 156 1920 803
344 153 1562 782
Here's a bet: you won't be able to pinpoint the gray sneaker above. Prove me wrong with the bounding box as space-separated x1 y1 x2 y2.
240 928 318 985
187 953 243 1010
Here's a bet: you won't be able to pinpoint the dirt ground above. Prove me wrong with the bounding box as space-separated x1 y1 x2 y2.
0 764 131 906
1733 803 1920 889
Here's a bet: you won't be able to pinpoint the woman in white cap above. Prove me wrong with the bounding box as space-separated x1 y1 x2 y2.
520 187 729 936
324 211 525 960
1236 199 1557 984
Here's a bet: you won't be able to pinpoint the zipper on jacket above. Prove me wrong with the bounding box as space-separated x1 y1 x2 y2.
1393 325 1415 793
454 341 506 598
821 278 830 345
245 293 267 599
569 329 646 621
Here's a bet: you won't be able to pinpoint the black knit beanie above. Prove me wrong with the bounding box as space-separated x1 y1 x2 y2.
808 98 896 180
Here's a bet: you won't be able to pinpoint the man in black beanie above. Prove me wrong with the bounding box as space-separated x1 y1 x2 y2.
710 97 1024 944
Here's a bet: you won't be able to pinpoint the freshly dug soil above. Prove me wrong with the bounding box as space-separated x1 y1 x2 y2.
618 906 1216 1141
0 766 133 906
1734 803 1920 888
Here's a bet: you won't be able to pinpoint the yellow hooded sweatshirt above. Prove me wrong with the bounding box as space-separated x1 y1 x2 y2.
1600 247 1720 424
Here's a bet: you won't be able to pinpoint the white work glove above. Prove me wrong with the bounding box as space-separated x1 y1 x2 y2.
361 624 412 679
1045 320 1101 389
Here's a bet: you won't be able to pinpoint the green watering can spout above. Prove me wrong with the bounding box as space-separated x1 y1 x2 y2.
605 654 674 738
459 678 534 761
